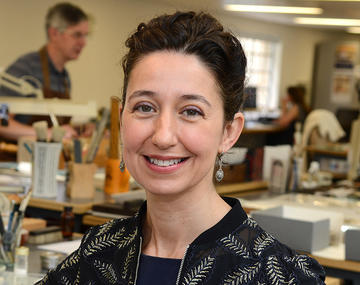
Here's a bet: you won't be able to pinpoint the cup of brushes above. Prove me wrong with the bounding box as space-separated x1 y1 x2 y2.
0 190 32 269
31 121 64 199
104 96 130 195
66 138 97 199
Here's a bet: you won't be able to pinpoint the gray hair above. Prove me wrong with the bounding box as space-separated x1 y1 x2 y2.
45 2 88 36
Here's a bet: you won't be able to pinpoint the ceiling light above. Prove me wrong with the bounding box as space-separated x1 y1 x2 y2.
347 27 360 33
224 4 323 14
305 0 360 1
295 17 360 26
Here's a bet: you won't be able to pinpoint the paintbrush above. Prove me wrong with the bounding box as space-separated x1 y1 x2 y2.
32 121 48 142
51 126 66 143
85 108 110 163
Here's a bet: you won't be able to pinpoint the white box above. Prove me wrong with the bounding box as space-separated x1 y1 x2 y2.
345 228 360 262
252 205 331 252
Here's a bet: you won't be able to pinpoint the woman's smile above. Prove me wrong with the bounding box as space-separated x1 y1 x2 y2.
143 155 189 173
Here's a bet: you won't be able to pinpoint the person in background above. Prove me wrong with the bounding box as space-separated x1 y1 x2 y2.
37 11 325 284
276 85 310 129
0 2 89 141
268 85 310 145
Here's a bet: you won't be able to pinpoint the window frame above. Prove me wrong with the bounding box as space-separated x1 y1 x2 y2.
238 34 282 110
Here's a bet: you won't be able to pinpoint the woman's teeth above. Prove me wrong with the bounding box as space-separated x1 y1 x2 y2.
149 157 184 167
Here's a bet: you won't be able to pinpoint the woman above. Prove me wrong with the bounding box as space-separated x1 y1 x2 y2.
275 85 310 129
38 12 325 284
268 85 310 145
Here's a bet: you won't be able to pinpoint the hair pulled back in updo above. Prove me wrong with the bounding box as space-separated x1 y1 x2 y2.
122 11 247 122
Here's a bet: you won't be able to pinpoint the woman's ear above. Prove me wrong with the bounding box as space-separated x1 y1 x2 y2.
219 112 244 153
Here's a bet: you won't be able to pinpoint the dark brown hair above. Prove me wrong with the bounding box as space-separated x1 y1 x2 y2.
121 11 247 122
287 85 310 114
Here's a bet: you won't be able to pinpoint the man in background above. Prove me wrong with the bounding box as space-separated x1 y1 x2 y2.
0 2 89 141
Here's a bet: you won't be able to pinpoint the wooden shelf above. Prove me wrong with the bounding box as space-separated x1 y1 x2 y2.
82 214 112 226
305 145 347 157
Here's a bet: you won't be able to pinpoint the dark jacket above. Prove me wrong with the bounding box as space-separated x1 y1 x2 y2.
36 197 325 284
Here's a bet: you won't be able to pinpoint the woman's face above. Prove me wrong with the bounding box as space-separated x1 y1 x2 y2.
121 51 233 196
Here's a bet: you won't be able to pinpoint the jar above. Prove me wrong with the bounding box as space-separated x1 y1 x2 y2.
14 246 29 275
60 206 75 238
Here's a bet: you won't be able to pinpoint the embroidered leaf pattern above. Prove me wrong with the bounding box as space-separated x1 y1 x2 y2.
284 255 316 278
182 255 215 285
94 259 118 284
220 234 250 258
95 220 117 236
223 261 261 285
122 244 136 279
244 218 258 229
60 275 73 285
117 228 137 249
60 250 80 270
82 230 92 244
254 232 275 257
266 255 287 285
37 274 49 284
287 273 297 285
73 271 80 285
84 231 123 256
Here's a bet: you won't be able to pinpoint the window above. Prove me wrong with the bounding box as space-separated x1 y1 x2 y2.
239 36 281 110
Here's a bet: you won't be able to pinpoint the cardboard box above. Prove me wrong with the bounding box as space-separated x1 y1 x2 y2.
345 228 360 262
251 205 330 252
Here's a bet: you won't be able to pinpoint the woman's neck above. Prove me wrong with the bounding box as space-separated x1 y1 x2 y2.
141 188 231 259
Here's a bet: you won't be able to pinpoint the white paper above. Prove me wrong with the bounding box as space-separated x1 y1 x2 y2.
37 239 81 255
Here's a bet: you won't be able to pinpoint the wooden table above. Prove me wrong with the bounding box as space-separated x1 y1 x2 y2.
242 121 285 134
305 253 360 284
237 121 285 148
26 189 112 232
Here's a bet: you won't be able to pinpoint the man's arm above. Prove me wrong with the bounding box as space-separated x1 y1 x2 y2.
0 115 78 141
0 115 36 141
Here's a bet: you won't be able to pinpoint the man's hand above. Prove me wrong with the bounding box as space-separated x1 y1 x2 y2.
61 124 78 139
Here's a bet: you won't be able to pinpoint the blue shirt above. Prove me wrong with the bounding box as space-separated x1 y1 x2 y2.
136 254 181 285
0 50 71 125
0 50 71 97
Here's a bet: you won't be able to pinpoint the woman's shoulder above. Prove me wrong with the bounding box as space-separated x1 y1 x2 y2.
84 215 140 242
224 217 326 283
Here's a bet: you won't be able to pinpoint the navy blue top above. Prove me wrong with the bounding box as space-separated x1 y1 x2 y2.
136 254 181 285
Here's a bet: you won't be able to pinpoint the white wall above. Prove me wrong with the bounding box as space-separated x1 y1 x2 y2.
1 0 359 108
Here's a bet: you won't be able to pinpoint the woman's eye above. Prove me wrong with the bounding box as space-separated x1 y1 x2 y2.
182 108 203 118
134 104 154 113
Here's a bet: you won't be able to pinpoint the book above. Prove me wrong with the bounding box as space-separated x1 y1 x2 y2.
91 199 144 219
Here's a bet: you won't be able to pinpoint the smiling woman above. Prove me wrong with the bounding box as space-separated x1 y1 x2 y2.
37 11 326 285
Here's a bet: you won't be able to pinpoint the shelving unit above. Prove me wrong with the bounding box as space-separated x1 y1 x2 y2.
304 144 348 179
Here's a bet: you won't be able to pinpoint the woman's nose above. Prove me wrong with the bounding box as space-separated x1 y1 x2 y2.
151 112 178 149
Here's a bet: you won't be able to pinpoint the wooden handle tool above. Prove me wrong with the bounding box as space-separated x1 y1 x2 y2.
109 96 121 159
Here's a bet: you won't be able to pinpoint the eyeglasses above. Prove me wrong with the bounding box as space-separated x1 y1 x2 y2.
65 31 89 40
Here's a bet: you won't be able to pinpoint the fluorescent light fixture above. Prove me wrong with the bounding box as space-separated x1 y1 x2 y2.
295 17 360 26
347 26 360 33
307 0 360 1
224 4 322 14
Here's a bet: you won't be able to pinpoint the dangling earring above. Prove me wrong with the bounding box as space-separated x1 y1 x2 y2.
119 157 125 172
215 153 224 182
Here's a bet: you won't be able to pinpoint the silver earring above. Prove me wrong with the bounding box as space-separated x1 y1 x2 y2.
119 158 125 172
215 154 224 182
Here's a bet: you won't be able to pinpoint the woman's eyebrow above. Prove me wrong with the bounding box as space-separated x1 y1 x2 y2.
180 94 211 107
128 90 156 102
